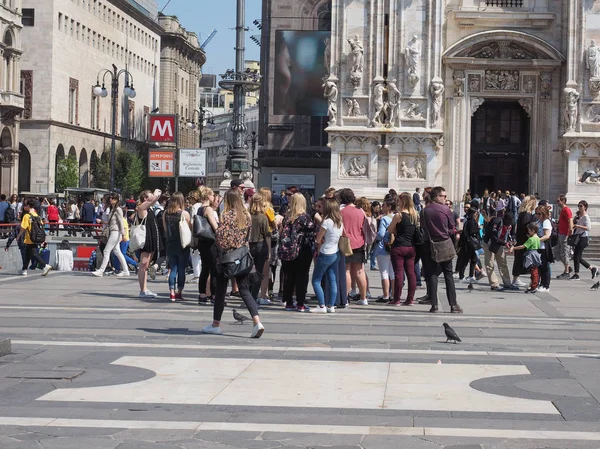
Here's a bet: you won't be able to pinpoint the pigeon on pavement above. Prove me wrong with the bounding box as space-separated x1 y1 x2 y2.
467 283 473 292
233 309 250 324
592 281 600 291
443 322 461 344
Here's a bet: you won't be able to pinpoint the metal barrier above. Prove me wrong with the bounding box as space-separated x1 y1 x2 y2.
0 222 104 240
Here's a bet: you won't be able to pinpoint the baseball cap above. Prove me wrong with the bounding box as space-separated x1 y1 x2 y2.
230 179 244 188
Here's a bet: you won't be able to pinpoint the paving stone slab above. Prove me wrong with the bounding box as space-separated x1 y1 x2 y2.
0 338 10 357
37 436 119 449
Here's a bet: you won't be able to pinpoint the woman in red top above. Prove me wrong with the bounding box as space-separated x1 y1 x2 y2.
47 200 60 235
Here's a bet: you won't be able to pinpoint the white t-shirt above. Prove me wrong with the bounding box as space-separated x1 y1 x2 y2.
320 218 343 255
537 218 552 249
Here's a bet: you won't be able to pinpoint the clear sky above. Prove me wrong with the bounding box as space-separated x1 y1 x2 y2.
155 0 262 77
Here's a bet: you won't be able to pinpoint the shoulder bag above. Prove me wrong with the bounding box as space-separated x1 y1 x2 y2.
217 245 254 279
193 206 216 241
425 214 456 263
338 229 353 257
179 212 192 248
100 208 116 245
129 213 147 252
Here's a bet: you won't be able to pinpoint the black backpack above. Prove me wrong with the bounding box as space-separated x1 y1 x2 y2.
4 204 15 223
28 213 46 244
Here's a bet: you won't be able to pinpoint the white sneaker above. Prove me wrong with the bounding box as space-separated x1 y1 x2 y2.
139 290 158 298
512 279 526 287
537 286 549 293
326 306 335 313
20 270 27 276
116 271 130 277
258 297 272 305
357 299 368 306
348 289 357 297
462 276 477 283
203 325 223 335
148 265 156 280
250 322 265 338
92 269 103 277
309 305 327 313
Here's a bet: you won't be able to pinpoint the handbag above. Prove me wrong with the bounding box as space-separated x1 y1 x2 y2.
179 212 192 248
430 238 456 263
193 207 216 241
129 214 147 252
338 235 353 257
567 233 580 247
100 207 116 245
217 245 254 278
467 235 482 251
384 233 395 253
413 225 424 246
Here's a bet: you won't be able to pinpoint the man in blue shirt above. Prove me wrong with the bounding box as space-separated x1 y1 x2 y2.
0 194 9 222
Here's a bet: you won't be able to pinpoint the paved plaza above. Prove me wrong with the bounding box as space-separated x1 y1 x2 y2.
1 266 600 449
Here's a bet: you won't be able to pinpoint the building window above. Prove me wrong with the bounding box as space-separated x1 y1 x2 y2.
21 70 33 119
91 91 99 129
485 0 523 5
23 8 35 26
69 78 79 125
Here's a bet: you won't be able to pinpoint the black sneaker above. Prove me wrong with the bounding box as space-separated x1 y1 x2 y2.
557 272 570 280
592 267 598 279
569 274 580 280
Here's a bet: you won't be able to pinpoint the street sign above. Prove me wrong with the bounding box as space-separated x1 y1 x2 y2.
148 151 175 177
179 148 206 177
195 177 205 186
149 114 176 143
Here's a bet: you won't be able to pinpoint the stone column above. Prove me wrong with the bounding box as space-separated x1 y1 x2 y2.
7 55 13 93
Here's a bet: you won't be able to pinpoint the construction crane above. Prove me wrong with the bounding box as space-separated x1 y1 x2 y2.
200 29 217 50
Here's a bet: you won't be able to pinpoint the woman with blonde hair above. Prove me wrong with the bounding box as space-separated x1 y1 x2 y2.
92 193 129 278
249 193 271 302
162 192 192 300
278 192 315 311
387 192 418 305
310 198 343 313
203 189 264 338
257 188 276 303
511 195 537 287
197 186 219 304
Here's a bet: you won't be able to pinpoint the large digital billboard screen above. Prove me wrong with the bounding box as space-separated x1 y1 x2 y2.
274 30 329 116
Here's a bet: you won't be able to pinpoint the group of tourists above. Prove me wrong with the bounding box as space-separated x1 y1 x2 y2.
3 180 596 338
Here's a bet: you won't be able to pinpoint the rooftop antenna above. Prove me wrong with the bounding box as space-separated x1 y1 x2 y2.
201 29 218 50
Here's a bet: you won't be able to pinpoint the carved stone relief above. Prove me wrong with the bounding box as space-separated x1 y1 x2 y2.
344 98 362 117
22 70 33 119
370 81 386 127
457 41 538 59
585 104 600 123
397 155 426 180
453 70 465 97
484 70 519 90
518 98 532 117
370 80 401 128
470 97 485 115
468 74 481 92
403 101 424 119
564 87 580 132
323 79 338 126
587 40 600 98
523 75 536 93
577 158 600 184
339 154 368 178
540 72 552 101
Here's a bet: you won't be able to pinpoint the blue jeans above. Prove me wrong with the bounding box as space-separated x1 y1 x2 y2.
111 241 138 271
311 251 340 307
167 248 190 290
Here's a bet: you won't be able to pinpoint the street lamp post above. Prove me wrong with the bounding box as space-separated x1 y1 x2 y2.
218 0 261 192
186 108 214 148
244 131 258 185
93 64 136 192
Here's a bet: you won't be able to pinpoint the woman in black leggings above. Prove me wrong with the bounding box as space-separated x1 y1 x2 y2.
197 186 219 304
570 200 598 280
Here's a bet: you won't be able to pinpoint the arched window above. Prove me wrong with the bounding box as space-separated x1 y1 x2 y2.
1 128 12 150
3 30 13 47
19 143 31 193
317 2 332 31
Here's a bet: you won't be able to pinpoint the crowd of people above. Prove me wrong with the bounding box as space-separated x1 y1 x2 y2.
2 182 597 338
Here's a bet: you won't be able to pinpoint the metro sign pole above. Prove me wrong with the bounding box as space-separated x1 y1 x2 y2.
149 114 178 190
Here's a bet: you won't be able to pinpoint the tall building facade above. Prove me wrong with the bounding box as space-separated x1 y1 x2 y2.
258 0 332 196
0 0 24 195
20 0 161 193
325 0 600 209
158 14 206 150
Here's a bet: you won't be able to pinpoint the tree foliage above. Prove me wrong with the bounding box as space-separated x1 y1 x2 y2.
90 145 147 196
55 155 79 192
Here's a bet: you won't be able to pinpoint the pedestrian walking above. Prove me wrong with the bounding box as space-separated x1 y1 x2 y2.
162 192 192 301
197 186 219 304
136 189 162 298
92 194 129 278
569 200 598 280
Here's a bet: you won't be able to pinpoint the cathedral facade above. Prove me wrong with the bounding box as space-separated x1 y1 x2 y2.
325 0 600 209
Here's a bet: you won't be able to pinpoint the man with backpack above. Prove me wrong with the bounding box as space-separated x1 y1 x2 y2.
482 212 518 291
10 199 52 276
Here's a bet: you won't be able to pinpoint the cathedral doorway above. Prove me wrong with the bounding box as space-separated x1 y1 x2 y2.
469 100 530 196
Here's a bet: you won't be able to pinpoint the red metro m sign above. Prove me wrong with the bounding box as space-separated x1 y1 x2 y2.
149 114 176 143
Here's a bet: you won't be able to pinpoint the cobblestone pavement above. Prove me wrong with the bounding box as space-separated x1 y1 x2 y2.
0 266 600 449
